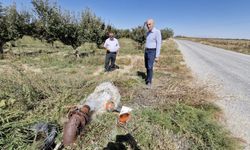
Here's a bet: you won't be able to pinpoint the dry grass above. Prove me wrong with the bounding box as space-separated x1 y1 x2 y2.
178 37 250 55
0 37 240 149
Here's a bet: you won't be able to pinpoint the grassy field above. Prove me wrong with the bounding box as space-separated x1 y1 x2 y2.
177 37 250 55
0 36 240 149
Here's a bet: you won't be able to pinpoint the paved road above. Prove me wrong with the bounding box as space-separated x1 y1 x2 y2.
175 40 250 149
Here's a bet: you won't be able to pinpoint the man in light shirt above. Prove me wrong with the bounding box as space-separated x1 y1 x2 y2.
103 32 120 72
144 19 162 88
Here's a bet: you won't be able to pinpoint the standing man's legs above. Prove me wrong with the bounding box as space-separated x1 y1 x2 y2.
145 49 156 84
105 53 111 71
110 53 117 69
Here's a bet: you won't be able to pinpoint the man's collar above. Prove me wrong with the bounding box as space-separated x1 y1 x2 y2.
148 27 156 33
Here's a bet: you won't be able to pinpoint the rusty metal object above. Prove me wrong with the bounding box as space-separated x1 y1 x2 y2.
63 105 90 147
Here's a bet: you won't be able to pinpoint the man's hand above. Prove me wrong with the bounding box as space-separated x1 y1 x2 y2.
155 57 159 62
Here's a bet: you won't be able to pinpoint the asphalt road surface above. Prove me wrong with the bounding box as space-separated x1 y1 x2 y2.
176 40 250 149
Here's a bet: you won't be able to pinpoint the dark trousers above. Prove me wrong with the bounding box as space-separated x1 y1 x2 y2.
105 51 117 71
144 49 156 84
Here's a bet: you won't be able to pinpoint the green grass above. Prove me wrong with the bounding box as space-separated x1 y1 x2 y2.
141 103 236 149
0 37 240 149
119 38 142 55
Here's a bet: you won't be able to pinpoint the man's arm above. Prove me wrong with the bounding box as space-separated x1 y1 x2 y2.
116 40 120 50
104 39 109 51
155 30 162 62
115 39 120 55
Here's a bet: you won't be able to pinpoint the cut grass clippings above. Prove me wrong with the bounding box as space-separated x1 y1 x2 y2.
0 37 241 149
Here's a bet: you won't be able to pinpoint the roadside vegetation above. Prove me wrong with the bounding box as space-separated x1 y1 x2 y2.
176 37 250 55
0 37 240 149
0 0 240 149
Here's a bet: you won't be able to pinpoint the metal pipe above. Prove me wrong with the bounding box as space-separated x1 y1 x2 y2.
63 105 90 147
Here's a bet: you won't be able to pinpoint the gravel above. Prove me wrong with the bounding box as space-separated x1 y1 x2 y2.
175 39 250 149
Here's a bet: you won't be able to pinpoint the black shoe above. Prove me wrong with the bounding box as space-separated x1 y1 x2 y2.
109 67 115 72
115 64 119 69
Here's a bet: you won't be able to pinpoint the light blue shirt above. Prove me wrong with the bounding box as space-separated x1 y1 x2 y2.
145 27 162 57
104 38 120 52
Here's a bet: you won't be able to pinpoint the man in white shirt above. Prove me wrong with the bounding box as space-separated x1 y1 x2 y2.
103 32 120 72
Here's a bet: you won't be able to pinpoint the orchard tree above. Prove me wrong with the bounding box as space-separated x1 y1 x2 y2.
0 3 26 54
161 27 174 40
119 29 131 38
31 0 61 46
104 25 121 39
107 28 131 39
19 11 34 36
32 0 82 49
57 12 81 50
105 24 115 35
131 26 146 49
80 8 106 48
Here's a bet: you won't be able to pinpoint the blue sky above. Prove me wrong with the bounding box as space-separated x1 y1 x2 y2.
2 0 250 39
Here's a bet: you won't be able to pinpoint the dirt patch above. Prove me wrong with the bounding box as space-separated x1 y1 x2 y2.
22 64 42 73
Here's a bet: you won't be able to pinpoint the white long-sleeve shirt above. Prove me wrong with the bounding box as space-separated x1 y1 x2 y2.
104 38 120 52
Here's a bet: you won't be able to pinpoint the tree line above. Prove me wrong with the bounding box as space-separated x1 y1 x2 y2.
0 0 174 54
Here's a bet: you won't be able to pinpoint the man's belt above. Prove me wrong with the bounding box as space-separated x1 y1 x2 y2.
107 51 117 54
146 48 156 50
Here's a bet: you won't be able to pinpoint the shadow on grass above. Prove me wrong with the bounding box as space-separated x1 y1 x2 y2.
103 133 140 150
136 71 146 80
0 53 4 59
